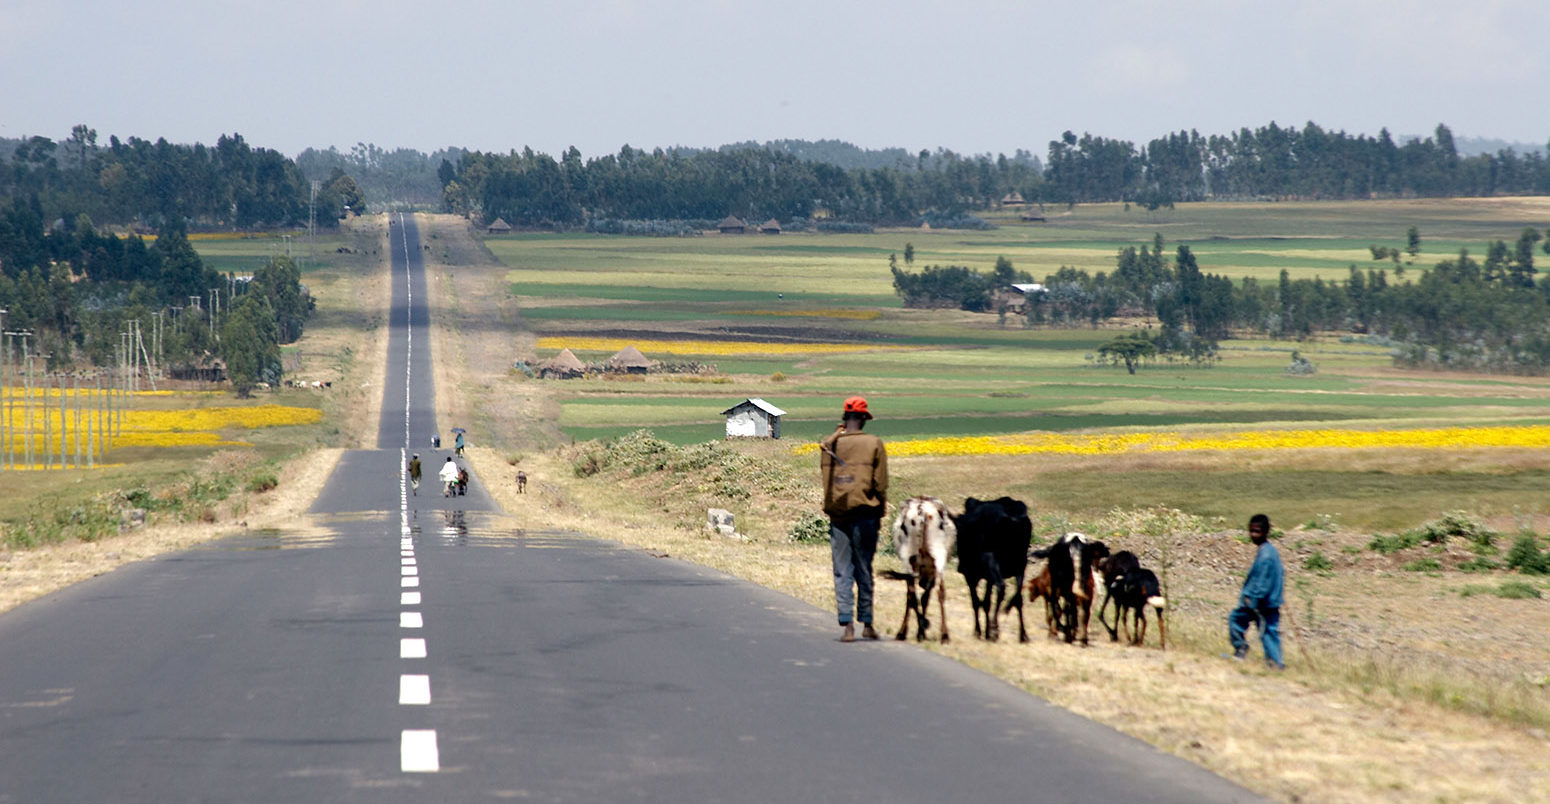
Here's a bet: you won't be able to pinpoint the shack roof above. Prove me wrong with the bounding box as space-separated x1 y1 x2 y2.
608 345 652 368
487 217 512 231
721 397 786 417
543 348 585 371
718 215 746 228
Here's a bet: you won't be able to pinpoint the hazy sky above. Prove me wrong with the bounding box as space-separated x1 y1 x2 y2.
3 0 1547 159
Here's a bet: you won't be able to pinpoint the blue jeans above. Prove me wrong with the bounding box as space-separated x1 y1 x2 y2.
1229 604 1284 668
830 517 880 626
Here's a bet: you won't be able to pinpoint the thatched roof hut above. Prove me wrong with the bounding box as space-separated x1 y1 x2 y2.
538 347 586 379
760 218 782 234
487 217 512 234
607 345 653 374
718 215 746 234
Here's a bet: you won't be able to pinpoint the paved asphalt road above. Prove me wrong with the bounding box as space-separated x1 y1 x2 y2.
0 216 1264 803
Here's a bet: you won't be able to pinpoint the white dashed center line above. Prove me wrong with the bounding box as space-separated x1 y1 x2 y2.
402 729 439 772
395 214 438 774
399 674 431 705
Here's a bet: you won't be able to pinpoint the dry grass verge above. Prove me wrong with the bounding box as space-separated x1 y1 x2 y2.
465 435 1550 804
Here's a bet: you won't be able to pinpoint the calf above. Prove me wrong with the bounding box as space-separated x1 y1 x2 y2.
1096 550 1143 643
1032 532 1110 646
1111 567 1168 649
955 497 1033 642
1020 562 1059 639
882 496 956 643
516 470 527 493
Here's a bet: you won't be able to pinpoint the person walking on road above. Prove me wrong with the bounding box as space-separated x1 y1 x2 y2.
455 431 465 456
408 453 421 496
819 395 888 642
1228 513 1286 669
438 456 460 497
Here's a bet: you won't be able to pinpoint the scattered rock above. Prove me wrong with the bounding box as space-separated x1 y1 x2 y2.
119 508 146 532
707 508 739 538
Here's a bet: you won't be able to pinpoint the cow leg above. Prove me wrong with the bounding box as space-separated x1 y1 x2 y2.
895 577 916 641
936 571 950 644
965 580 984 639
987 577 1004 642
1058 595 1076 643
1156 606 1167 650
1133 607 1147 646
915 574 934 641
1097 589 1119 642
1012 580 1029 644
1077 600 1091 646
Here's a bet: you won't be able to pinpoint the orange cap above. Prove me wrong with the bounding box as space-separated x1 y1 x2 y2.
843 395 872 419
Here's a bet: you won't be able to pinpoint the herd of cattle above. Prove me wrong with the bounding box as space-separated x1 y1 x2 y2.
884 496 1168 649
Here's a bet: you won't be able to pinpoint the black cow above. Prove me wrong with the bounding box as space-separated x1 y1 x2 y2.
954 497 1033 642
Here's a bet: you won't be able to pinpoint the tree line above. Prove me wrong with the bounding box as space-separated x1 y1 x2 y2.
0 196 311 392
893 230 1550 373
15 122 1543 232
436 123 1550 227
1 127 361 231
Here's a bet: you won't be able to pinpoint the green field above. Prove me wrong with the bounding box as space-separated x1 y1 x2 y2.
480 199 1550 531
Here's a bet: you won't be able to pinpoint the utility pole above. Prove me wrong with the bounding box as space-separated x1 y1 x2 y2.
42 369 52 470
74 372 82 469
309 180 320 271
22 334 32 468
0 308 8 470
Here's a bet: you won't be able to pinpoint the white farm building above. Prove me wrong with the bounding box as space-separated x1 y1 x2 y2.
721 398 786 439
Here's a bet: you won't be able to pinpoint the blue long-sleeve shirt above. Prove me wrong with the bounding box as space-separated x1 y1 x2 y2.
1240 541 1284 608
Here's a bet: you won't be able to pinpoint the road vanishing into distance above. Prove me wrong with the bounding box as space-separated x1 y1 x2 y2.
0 216 1263 802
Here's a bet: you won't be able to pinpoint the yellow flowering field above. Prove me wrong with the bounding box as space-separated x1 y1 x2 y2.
795 425 1550 458
724 308 882 320
537 336 912 356
2 400 322 455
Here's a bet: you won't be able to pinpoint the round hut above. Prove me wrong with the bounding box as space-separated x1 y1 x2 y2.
607 345 653 374
538 348 586 379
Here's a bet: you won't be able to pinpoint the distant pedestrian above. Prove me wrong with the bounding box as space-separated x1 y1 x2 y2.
516 470 527 493
455 431 465 456
408 453 421 496
1228 513 1286 669
819 395 888 642
431 433 440 449
439 457 460 497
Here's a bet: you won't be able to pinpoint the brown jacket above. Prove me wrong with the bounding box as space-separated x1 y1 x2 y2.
820 431 888 519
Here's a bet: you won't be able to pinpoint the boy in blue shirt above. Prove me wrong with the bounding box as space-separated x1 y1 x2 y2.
1228 513 1286 669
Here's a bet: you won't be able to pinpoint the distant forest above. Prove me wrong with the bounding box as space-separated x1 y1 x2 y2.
4 122 1550 232
437 123 1550 228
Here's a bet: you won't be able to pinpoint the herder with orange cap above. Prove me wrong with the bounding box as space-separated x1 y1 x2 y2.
819 395 889 642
